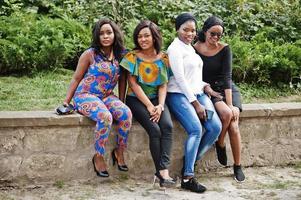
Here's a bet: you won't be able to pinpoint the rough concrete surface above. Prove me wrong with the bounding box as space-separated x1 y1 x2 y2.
1 111 301 183
0 165 300 200
0 103 301 185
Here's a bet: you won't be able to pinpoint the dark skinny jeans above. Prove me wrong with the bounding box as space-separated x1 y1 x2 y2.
126 96 173 172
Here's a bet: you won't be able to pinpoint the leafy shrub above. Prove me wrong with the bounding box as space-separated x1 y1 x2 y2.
0 12 90 74
226 34 301 85
193 0 301 43
0 0 300 86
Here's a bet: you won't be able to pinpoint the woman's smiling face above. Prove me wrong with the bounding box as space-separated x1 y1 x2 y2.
137 27 154 50
205 25 223 45
177 20 196 45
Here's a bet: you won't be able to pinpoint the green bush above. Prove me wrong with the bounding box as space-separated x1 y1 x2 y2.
0 12 90 74
193 0 301 43
2 0 300 43
227 33 301 85
0 0 300 86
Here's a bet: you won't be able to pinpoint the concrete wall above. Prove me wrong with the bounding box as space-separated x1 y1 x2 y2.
0 103 301 184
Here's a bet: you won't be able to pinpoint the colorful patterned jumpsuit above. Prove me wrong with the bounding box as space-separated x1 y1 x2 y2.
73 48 132 156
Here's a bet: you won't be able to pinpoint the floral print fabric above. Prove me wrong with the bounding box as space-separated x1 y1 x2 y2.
75 49 120 98
73 48 132 155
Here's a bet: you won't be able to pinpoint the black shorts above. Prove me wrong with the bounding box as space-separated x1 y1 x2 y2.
211 82 243 112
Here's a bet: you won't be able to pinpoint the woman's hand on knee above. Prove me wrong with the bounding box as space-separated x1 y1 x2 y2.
150 105 163 123
146 104 160 123
150 112 161 123
146 104 156 116
229 105 239 121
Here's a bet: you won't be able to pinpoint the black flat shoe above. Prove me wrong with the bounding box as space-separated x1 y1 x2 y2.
92 155 109 177
111 148 128 172
154 172 176 188
181 177 206 193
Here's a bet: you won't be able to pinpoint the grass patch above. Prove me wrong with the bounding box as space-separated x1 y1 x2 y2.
258 180 300 190
293 161 301 171
210 186 226 193
268 182 289 189
238 83 301 103
0 69 73 111
0 193 15 200
0 70 300 111
118 174 129 181
54 180 65 189
267 191 277 197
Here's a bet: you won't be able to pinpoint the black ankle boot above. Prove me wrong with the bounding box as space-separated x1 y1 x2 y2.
215 142 227 166
233 164 245 182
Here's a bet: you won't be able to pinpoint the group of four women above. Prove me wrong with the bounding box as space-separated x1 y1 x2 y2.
63 13 245 194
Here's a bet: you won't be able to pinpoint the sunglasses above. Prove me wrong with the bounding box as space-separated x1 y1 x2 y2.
209 31 223 38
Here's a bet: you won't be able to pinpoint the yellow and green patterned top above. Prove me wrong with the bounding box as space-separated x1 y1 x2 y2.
120 51 172 98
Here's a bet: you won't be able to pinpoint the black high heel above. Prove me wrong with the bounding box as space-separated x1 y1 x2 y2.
92 155 109 177
111 148 128 171
154 172 176 188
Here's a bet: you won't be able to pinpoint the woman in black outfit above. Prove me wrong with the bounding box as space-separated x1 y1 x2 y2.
194 16 245 182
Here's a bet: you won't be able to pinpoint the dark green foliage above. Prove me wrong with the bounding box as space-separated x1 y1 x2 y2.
0 0 300 86
226 34 301 84
0 11 90 74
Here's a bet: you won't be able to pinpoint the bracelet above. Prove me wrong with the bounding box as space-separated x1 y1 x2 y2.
158 104 164 111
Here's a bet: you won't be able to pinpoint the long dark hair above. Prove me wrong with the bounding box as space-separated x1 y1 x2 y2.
91 18 125 61
133 20 162 54
198 16 224 42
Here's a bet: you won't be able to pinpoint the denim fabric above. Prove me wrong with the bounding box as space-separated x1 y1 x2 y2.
166 92 221 176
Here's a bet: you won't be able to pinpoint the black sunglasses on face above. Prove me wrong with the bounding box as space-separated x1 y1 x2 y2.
209 31 223 38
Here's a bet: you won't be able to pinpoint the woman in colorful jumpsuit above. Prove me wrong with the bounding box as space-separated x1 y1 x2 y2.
63 18 132 177
194 16 245 182
166 13 222 193
120 20 175 187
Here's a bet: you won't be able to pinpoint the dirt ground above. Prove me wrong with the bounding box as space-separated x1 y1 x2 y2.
1 165 300 200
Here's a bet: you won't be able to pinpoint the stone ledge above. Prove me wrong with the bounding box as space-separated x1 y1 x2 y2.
0 102 300 183
240 103 301 118
0 111 93 127
1 103 301 127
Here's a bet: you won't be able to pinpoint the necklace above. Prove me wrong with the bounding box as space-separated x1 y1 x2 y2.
101 49 114 62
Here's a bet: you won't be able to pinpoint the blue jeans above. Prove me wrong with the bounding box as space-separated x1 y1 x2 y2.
166 92 221 177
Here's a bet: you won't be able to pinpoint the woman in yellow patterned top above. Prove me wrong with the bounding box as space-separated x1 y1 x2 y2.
120 20 175 188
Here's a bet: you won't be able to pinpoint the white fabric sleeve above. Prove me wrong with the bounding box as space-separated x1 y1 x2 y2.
199 65 210 90
168 47 197 102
